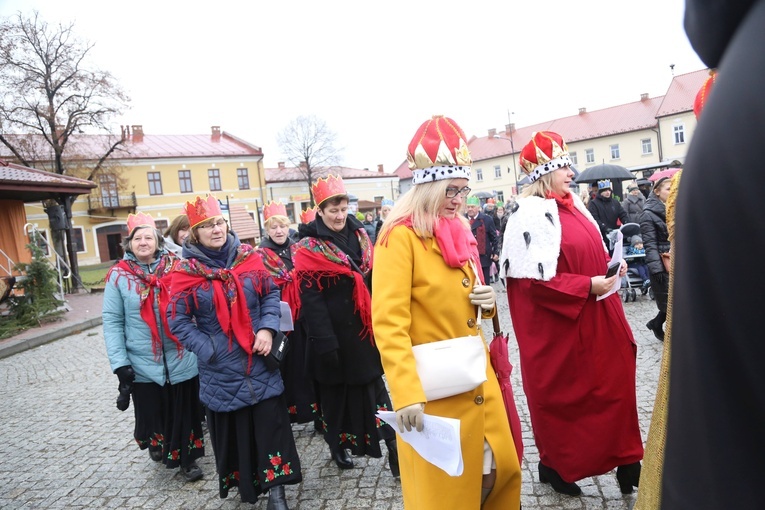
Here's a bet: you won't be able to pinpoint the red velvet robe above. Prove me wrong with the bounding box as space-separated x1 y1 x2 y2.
506 203 643 482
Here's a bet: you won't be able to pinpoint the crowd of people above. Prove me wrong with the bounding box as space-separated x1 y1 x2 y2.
102 23 748 502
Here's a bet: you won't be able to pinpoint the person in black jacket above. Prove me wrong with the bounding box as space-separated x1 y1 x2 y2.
466 196 499 284
639 177 672 341
662 1 765 508
588 180 629 247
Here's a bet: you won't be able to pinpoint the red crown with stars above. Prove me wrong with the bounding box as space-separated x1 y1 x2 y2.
184 194 222 228
519 131 571 183
311 174 347 206
263 201 288 221
693 70 717 120
126 212 156 236
300 207 317 224
407 115 472 185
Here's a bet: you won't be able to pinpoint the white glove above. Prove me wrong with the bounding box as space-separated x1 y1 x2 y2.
396 403 425 432
469 285 496 311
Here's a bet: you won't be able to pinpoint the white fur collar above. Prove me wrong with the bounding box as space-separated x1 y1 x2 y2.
500 194 604 281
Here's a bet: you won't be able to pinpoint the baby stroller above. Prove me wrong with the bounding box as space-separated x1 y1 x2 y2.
607 223 649 303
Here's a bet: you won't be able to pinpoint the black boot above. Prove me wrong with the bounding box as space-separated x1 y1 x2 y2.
331 447 353 469
646 319 665 341
266 484 289 510
180 461 203 482
616 462 641 494
538 463 581 496
386 439 400 477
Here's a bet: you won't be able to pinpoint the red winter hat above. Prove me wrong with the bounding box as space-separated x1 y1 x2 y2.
519 131 571 183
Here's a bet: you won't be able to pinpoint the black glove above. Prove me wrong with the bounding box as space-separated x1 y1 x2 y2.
115 365 135 385
116 382 132 411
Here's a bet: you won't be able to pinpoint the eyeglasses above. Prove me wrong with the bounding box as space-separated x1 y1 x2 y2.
197 219 227 231
445 186 471 198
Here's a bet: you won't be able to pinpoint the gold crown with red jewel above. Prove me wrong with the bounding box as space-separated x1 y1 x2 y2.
126 212 156 236
184 194 223 228
311 174 347 206
263 201 288 221
300 207 317 224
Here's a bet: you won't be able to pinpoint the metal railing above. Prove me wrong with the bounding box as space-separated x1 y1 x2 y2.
23 223 76 298
0 247 17 277
87 192 137 211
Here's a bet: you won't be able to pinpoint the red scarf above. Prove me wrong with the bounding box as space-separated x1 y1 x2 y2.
433 217 484 283
257 246 300 323
292 228 374 342
107 255 181 359
168 244 271 371
546 190 574 211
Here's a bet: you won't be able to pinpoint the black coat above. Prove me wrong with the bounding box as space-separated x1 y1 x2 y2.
639 195 670 275
622 193 645 224
662 1 765 509
588 194 629 242
296 216 383 386
468 211 499 268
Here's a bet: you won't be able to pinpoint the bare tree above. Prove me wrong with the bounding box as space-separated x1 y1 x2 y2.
276 115 342 206
0 11 130 290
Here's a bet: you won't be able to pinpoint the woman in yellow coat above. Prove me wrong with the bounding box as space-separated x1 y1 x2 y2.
372 116 522 510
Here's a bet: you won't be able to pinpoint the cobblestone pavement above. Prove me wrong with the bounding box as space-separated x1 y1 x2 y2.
0 284 662 509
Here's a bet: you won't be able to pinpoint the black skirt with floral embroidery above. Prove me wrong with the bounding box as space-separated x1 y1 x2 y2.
132 376 205 469
206 394 302 504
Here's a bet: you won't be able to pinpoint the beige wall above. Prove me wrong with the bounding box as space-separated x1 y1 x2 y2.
658 112 697 162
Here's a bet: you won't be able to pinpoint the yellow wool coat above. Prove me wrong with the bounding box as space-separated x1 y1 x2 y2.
372 225 521 510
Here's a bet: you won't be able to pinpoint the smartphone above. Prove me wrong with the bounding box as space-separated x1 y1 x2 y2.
605 261 621 278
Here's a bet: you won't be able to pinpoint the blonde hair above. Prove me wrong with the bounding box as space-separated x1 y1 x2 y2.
264 215 290 229
521 172 556 199
379 179 469 240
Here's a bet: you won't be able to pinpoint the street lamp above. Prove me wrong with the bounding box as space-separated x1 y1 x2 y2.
492 134 519 195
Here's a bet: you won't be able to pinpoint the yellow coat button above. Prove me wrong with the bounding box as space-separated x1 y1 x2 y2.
467 318 476 328
474 395 484 405
462 278 470 287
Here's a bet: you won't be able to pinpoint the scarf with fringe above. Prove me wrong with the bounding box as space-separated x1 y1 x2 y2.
257 245 300 323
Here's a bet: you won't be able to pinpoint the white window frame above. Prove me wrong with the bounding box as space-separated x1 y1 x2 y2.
569 151 578 165
641 138 653 155
494 165 501 179
673 124 685 144
585 149 595 164
476 168 483 182
71 226 87 254
610 144 620 160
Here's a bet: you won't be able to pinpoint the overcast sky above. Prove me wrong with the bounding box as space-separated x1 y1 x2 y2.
1 0 704 172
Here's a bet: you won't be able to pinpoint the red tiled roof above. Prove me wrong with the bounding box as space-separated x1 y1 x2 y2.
229 204 258 241
655 69 712 117
0 129 263 162
393 159 412 180
0 159 96 200
470 97 666 162
265 165 390 183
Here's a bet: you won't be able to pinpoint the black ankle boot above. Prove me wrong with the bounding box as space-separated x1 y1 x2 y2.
646 319 665 341
616 462 641 494
266 484 289 510
331 447 353 469
386 439 400 477
538 463 581 496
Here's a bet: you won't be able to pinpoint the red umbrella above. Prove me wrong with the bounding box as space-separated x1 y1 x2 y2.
648 167 681 182
489 314 523 465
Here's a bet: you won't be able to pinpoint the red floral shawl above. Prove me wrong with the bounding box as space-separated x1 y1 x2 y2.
167 244 271 369
106 254 181 359
292 227 374 342
256 246 300 323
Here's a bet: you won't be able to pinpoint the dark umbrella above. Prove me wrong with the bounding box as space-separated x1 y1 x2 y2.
575 163 634 184
472 190 494 199
489 314 523 464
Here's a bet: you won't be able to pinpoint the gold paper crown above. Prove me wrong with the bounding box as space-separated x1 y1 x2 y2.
311 174 347 206
127 212 155 236
184 194 223 228
300 207 317 224
263 201 288 221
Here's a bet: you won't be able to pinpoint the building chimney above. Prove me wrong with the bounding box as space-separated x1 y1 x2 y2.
377 164 384 173
578 108 587 115
211 126 221 141
131 125 144 143
640 93 649 101
299 161 308 170
488 128 497 139
278 161 285 169
505 123 515 136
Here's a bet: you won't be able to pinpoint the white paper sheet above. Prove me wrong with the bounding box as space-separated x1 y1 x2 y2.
279 301 294 331
376 411 463 476
598 230 623 301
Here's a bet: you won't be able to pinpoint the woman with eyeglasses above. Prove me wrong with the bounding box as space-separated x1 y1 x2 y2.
167 195 301 509
372 116 522 510
291 175 399 477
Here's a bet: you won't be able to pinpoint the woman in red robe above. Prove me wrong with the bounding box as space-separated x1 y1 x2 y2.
500 131 643 496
